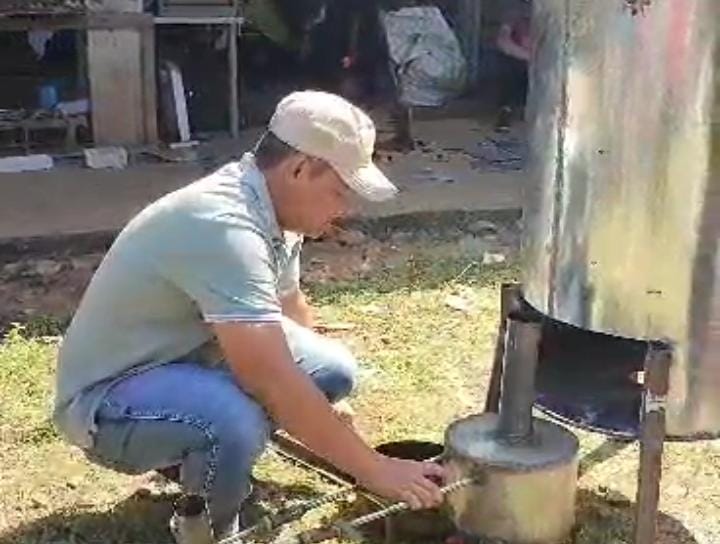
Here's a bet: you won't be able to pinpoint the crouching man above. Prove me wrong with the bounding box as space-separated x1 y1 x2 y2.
53 91 445 539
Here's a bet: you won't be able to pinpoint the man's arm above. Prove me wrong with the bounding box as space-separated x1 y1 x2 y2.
280 288 315 328
214 322 446 509
497 23 531 62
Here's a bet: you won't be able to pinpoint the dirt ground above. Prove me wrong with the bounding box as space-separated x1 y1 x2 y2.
0 236 718 544
0 210 521 334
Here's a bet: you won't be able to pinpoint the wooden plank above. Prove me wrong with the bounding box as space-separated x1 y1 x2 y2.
140 22 158 143
88 28 145 145
154 16 243 24
86 0 142 11
0 13 152 31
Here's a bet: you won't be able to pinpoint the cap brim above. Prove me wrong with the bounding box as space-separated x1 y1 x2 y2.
334 162 398 202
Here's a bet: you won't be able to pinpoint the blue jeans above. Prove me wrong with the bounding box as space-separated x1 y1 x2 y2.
84 319 358 538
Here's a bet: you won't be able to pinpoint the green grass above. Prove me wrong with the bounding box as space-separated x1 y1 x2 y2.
0 258 718 544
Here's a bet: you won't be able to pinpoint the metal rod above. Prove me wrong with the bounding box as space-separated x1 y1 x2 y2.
485 283 522 413
634 341 672 544
270 432 355 485
497 317 542 442
346 478 473 528
215 440 446 544
285 478 477 544
230 487 356 542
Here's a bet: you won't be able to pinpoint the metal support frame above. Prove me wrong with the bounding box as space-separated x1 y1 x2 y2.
485 283 522 413
484 284 674 544
154 13 242 138
634 341 672 544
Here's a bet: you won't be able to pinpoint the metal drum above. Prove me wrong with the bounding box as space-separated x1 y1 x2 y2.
523 0 720 438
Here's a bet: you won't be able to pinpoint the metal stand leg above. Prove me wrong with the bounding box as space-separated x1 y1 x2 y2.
634 341 672 544
485 283 522 413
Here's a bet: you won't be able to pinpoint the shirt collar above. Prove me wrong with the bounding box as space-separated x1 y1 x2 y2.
238 152 284 243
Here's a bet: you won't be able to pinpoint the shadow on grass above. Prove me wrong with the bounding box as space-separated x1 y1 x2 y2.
573 488 699 544
1 483 700 544
0 478 324 544
304 486 701 544
579 438 634 478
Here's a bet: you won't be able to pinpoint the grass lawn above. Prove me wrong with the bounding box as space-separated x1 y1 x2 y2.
1 257 718 544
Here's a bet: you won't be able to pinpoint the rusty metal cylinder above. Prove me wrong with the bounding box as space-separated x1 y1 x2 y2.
445 414 579 543
444 320 579 543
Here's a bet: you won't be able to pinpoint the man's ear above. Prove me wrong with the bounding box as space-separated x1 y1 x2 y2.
290 155 311 182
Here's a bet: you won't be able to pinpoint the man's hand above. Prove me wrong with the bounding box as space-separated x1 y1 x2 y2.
358 456 447 510
214 322 445 510
497 24 531 62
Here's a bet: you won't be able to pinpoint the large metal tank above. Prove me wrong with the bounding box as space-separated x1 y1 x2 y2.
523 0 720 438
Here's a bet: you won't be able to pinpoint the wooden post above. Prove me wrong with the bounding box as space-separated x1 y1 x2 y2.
458 0 483 84
75 30 87 93
86 2 154 145
485 283 522 413
141 20 158 143
228 16 240 138
634 341 672 544
88 27 144 145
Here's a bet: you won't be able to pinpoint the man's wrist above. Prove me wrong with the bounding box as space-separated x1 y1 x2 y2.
349 449 385 485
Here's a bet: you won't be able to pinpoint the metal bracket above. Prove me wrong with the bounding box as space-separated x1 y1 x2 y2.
644 393 667 415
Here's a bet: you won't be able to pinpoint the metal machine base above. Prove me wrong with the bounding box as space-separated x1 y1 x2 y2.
485 284 673 544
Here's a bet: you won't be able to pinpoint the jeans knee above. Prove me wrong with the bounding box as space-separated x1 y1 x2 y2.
316 344 358 402
219 408 271 465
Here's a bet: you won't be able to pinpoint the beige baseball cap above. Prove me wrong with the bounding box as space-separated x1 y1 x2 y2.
269 90 398 202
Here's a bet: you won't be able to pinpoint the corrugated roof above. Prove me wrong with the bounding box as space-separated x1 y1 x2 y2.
0 0 86 15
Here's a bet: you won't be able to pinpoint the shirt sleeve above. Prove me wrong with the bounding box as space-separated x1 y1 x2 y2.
162 223 283 324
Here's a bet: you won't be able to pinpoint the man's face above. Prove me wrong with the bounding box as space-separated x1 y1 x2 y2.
279 155 355 237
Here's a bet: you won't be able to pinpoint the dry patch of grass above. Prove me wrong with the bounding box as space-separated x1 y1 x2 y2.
0 257 718 544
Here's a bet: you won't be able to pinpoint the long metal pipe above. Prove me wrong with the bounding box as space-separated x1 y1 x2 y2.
497 319 542 442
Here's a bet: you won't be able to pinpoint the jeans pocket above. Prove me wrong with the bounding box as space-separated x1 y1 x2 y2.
84 399 142 474
86 415 145 475
86 400 213 478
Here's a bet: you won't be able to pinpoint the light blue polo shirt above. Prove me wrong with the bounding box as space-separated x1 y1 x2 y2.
54 154 301 448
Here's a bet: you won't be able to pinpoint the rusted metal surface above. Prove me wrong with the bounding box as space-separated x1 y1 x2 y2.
445 413 578 543
445 317 578 543
524 0 720 437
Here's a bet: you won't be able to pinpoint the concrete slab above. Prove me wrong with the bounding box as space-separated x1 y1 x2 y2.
0 119 526 240
0 163 204 239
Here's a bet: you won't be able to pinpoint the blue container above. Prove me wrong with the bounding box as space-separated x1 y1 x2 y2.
38 84 59 110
